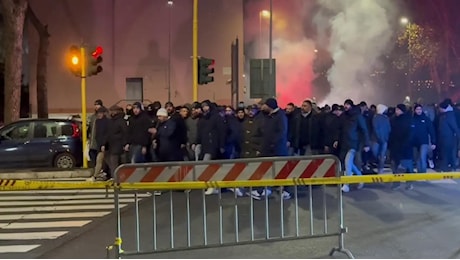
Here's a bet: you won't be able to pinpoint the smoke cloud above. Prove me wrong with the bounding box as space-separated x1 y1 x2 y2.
244 0 316 107
314 0 399 105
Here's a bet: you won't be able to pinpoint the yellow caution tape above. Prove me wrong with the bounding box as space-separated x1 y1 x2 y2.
0 179 114 191
0 173 459 191
117 173 460 191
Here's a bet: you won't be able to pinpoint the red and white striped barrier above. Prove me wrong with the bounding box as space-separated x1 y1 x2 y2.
116 156 339 183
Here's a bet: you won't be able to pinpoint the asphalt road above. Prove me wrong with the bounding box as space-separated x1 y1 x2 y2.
28 178 460 259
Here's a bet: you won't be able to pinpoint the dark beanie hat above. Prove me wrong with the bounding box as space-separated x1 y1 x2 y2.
265 98 278 109
201 100 211 108
396 104 407 113
414 103 423 110
344 99 354 106
133 101 144 110
192 102 201 109
439 99 450 109
331 104 343 112
94 99 103 106
96 107 108 113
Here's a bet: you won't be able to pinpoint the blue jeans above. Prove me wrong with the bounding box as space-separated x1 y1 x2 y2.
372 142 387 173
344 149 362 176
415 144 429 173
392 159 414 186
130 145 146 164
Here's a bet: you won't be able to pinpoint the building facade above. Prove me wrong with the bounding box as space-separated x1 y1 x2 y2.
27 0 244 116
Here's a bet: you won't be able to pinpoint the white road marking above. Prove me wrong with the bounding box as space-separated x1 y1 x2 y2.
0 244 40 253
0 204 127 213
0 211 111 221
0 220 91 229
0 198 135 206
0 231 68 240
0 193 150 201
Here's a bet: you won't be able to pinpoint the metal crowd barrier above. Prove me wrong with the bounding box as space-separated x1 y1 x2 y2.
106 155 355 259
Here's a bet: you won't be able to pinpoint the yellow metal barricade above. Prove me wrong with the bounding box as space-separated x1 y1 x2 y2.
108 155 355 259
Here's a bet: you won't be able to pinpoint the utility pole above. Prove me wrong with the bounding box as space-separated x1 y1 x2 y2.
192 0 198 101
80 46 88 168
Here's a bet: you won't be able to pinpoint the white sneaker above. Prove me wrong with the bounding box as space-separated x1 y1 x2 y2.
281 190 291 200
246 190 261 200
428 159 434 169
341 184 350 193
357 183 364 190
86 177 95 182
261 189 272 197
205 188 218 195
228 188 244 197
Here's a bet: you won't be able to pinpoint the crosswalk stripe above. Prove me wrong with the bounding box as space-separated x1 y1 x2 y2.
0 245 41 253
0 185 150 256
0 193 150 201
0 189 111 194
0 198 136 206
0 220 91 229
0 204 128 213
0 231 68 240
0 212 111 221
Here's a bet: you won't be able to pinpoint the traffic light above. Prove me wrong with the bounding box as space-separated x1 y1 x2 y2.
87 46 103 76
198 57 215 85
68 45 81 77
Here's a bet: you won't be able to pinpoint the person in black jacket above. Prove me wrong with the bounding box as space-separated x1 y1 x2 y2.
412 104 436 173
196 100 226 161
285 102 299 156
322 104 342 156
196 100 226 195
292 100 322 155
102 105 128 179
126 102 153 163
223 106 241 159
437 99 460 172
389 104 415 190
260 98 288 157
153 108 182 162
339 99 370 193
92 107 110 180
165 102 188 149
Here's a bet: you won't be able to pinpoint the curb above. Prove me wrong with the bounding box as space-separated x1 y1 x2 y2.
0 169 93 180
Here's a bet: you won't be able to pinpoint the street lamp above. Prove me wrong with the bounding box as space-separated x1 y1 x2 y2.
259 10 271 58
167 0 174 102
400 17 409 26
400 16 411 97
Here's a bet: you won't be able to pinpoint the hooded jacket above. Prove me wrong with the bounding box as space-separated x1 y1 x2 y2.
372 104 391 144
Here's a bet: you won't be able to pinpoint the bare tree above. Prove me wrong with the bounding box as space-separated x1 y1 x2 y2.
27 5 50 118
0 0 27 123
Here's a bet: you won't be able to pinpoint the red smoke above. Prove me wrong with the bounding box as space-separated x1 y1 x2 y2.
244 0 317 108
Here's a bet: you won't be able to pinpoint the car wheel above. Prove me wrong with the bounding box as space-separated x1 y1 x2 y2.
54 152 76 169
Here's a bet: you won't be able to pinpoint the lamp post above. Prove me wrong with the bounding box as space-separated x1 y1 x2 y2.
400 16 411 97
259 10 270 58
167 0 173 102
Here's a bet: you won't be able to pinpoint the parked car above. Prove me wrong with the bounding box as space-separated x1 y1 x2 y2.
0 118 83 169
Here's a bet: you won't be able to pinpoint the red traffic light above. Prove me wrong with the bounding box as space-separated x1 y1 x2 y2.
92 46 103 58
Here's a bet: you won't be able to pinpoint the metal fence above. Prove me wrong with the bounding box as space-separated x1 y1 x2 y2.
107 155 354 259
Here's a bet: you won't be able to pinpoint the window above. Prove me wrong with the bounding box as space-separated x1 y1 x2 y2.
33 122 62 138
1 122 32 140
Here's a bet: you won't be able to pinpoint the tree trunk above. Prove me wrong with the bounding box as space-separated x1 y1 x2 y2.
429 63 442 100
1 0 28 124
27 6 50 118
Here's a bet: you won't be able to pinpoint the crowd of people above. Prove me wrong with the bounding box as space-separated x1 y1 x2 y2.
86 96 460 199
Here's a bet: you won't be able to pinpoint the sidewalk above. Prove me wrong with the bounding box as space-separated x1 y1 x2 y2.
0 168 93 180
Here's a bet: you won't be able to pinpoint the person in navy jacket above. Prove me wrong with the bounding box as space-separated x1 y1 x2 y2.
412 104 436 173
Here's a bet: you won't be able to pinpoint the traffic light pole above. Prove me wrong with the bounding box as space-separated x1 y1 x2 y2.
80 47 88 168
192 0 198 101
